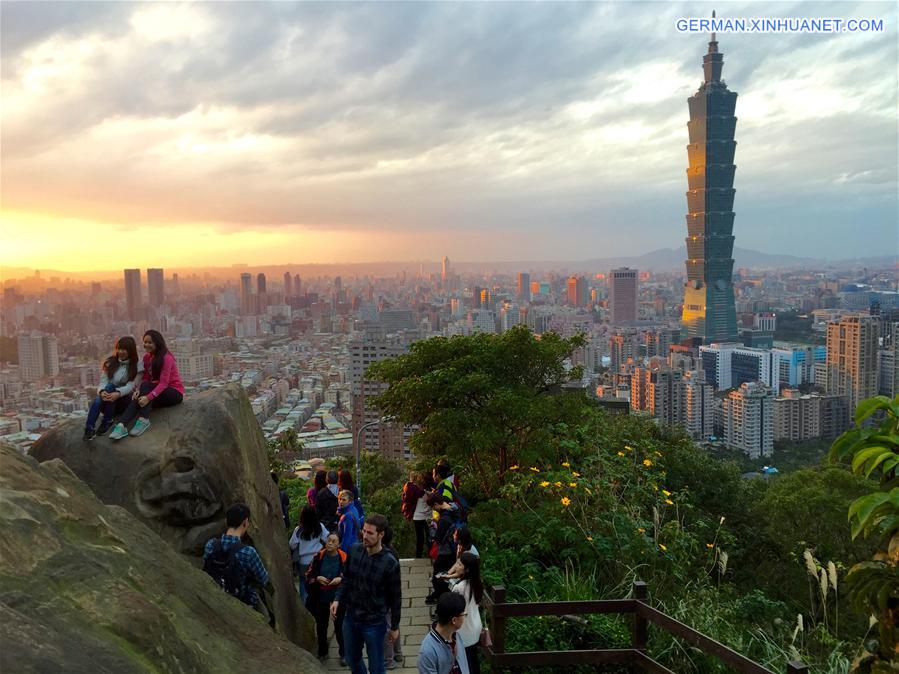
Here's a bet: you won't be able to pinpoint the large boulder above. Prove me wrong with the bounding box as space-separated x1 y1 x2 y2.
0 445 322 673
29 384 313 651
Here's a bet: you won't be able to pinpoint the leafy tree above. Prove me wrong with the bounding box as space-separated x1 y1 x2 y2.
367 326 586 497
829 395 899 671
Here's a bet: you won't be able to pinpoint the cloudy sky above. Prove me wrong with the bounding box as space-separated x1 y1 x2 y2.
1 1 896 271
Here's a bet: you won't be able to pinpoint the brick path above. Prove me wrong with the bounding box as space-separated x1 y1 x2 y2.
322 557 432 673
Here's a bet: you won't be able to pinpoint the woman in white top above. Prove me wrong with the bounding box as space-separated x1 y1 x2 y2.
452 552 484 674
84 336 143 440
289 505 330 604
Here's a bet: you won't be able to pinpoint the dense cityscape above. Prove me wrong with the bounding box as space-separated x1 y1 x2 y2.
2 254 896 464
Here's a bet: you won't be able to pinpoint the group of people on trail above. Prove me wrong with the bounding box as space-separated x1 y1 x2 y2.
401 460 485 674
202 452 482 674
83 330 184 442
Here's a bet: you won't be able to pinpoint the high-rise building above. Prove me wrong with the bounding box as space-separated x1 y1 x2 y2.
681 30 739 343
17 332 59 382
771 344 827 390
500 304 521 332
147 268 164 307
825 314 879 415
442 257 450 283
609 331 641 372
466 309 496 334
609 267 638 324
517 273 531 302
256 273 268 313
723 382 774 458
879 321 899 398
350 334 414 461
682 370 715 440
631 364 683 427
567 276 587 308
294 274 302 297
699 342 740 390
284 272 293 297
124 268 142 320
239 273 254 315
774 389 849 443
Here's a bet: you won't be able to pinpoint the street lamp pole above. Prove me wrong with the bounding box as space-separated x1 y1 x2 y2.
355 420 380 495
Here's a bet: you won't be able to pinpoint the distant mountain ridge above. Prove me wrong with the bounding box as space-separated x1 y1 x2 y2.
2 249 894 282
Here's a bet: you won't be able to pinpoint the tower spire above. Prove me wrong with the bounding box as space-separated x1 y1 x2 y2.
703 9 723 83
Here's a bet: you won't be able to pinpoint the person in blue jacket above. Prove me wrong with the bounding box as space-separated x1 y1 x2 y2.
337 490 361 553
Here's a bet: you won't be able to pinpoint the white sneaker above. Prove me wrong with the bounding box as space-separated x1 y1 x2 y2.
108 423 129 441
130 418 151 437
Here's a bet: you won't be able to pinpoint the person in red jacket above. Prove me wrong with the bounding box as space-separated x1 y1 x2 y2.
110 330 184 440
402 472 429 558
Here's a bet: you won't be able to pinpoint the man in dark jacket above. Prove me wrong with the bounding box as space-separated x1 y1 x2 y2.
316 472 339 532
331 513 402 674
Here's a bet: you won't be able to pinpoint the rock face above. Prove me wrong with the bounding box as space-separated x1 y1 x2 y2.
0 445 322 673
29 384 313 651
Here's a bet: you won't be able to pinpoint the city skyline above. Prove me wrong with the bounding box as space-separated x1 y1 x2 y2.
1 1 897 272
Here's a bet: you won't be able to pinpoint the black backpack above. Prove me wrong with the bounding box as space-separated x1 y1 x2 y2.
203 539 246 599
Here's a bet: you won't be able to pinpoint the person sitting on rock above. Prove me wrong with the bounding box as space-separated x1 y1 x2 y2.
83 336 143 441
203 503 271 609
110 329 184 440
337 490 361 554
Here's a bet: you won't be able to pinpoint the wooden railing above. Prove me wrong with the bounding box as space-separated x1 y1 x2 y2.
482 581 807 673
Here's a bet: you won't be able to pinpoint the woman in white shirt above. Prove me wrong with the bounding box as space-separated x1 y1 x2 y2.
289 505 330 604
451 552 484 674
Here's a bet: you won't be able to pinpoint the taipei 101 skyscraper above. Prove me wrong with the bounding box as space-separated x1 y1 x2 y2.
681 20 739 343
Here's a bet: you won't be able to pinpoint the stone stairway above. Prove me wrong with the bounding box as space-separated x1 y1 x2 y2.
321 557 433 673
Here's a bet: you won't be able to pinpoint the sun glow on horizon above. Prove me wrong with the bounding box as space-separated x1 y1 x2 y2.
0 210 380 273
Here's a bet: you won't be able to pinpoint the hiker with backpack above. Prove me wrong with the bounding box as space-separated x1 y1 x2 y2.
203 503 272 611
425 492 460 605
305 532 347 664
432 461 468 524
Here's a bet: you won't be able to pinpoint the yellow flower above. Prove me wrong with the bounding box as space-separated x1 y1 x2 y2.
561 497 571 507
509 465 519 471
652 485 659 491
654 451 662 457
572 471 581 477
562 462 570 468
528 574 534 580
554 481 562 488
584 487 592 494
569 482 578 488
643 459 653 467
617 451 625 457
586 536 593 542
624 445 634 451
637 527 646 534
706 543 714 549
662 490 671 497
659 544 667 552
530 467 540 473
539 481 550 488
664 499 674 506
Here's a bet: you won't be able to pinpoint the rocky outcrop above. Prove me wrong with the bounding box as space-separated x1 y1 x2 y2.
0 445 322 673
29 384 314 651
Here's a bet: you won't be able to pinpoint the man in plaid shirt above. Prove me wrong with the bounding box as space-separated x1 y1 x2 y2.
203 503 270 608
331 513 402 674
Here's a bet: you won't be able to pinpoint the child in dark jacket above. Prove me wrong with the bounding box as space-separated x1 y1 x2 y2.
305 532 347 662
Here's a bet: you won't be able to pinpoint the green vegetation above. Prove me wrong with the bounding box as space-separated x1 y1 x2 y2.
828 396 899 672
774 311 825 345
280 329 895 672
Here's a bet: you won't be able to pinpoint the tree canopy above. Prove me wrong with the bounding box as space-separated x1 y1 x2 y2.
367 326 586 496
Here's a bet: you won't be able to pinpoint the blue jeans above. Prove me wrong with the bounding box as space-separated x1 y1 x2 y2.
86 383 123 430
343 612 387 674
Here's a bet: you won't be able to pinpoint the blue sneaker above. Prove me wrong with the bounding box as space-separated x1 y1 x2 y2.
108 423 129 441
130 418 151 437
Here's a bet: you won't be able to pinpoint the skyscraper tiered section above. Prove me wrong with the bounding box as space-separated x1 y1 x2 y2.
681 30 739 343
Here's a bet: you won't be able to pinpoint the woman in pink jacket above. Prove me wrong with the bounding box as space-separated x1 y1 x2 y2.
110 330 184 440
